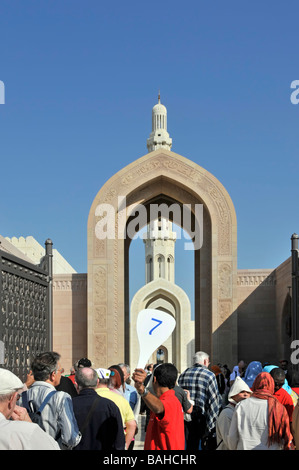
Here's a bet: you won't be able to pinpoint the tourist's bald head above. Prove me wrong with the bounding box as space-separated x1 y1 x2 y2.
75 367 98 390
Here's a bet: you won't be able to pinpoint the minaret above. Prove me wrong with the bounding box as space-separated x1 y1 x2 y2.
143 218 176 283
147 92 172 152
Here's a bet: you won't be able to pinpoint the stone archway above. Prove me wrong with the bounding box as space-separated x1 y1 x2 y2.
87 148 237 369
130 279 193 373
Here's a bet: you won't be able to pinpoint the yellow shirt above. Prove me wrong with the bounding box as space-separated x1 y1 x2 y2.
96 388 135 427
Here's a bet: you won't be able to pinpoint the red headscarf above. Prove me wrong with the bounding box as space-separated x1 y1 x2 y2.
211 365 222 376
251 372 293 450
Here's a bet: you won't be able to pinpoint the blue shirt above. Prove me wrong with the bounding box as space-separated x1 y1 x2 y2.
124 383 138 411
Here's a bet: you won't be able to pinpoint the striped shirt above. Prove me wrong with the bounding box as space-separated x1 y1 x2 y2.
178 364 221 432
19 381 81 449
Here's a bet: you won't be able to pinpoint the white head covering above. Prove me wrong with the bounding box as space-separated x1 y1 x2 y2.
0 368 24 395
228 376 252 404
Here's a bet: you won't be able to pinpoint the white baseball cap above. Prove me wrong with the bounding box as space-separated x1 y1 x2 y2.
0 368 25 395
95 368 111 379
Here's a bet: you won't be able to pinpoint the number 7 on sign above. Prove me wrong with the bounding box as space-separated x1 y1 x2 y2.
149 318 163 335
136 309 176 369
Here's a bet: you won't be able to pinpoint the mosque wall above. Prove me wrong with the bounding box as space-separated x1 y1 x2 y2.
236 266 289 367
52 274 87 374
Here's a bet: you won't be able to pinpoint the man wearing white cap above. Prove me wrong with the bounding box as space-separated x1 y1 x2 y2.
96 367 136 450
0 368 60 450
215 376 252 450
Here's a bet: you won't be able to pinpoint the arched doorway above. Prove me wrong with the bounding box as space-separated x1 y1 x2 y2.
87 148 237 369
128 220 194 373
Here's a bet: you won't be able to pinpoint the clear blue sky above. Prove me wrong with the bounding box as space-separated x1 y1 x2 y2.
0 1 298 305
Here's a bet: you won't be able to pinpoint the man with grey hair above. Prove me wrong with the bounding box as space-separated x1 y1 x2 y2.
193 351 210 365
0 368 60 450
19 351 81 449
118 363 138 413
72 367 125 450
178 351 222 450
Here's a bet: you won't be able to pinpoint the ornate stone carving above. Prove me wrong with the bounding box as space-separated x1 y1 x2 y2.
93 266 107 304
218 300 232 323
135 160 162 176
113 154 232 255
219 263 232 299
206 185 231 255
53 279 87 291
94 333 107 365
112 236 119 356
102 188 117 203
94 306 107 331
94 238 106 258
237 272 275 287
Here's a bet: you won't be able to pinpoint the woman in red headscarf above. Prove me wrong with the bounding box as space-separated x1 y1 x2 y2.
227 372 293 450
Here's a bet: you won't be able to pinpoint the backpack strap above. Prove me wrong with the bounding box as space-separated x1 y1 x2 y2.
21 389 57 413
37 390 57 413
21 390 30 411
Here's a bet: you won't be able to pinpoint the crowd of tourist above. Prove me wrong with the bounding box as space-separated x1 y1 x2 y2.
0 350 299 451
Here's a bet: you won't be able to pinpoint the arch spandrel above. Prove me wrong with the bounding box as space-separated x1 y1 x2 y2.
87 149 238 367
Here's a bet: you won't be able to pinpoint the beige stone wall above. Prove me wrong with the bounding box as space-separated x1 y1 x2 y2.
236 269 277 366
5 236 76 274
234 261 292 369
53 274 87 373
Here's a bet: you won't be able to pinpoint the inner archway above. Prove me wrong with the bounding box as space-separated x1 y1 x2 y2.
124 189 207 372
128 220 195 372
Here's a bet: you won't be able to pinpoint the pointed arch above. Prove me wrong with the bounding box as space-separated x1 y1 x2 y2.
87 148 237 367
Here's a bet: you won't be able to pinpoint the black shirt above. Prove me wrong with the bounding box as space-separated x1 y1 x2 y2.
72 388 125 450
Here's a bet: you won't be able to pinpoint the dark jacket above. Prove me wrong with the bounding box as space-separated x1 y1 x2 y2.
72 388 125 450
56 375 78 398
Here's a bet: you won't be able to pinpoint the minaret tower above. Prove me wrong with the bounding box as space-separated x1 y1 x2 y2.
143 218 176 284
147 92 172 152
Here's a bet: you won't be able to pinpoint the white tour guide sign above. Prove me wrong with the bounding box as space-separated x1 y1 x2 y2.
136 308 176 369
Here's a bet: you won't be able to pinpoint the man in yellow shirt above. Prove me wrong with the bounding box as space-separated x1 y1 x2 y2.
96 368 136 450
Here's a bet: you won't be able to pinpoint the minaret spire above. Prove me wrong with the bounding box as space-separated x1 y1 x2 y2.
146 93 172 152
